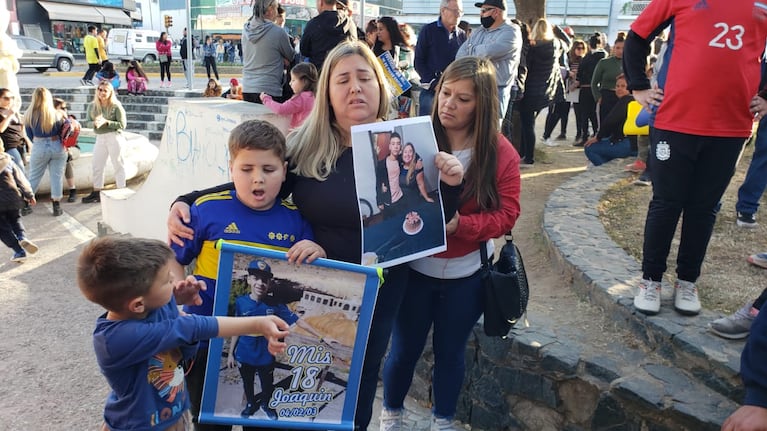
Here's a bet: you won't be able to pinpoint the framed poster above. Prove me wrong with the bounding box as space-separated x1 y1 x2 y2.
199 241 381 430
351 116 447 268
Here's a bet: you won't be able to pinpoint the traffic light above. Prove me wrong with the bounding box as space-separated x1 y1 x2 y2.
164 15 173 28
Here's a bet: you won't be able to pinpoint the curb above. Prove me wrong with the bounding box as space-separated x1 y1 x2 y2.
541 160 745 401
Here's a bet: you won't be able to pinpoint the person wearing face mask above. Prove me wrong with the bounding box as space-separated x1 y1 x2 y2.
455 0 520 121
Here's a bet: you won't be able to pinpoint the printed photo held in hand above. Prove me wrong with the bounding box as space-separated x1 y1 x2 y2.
351 116 447 268
199 241 381 430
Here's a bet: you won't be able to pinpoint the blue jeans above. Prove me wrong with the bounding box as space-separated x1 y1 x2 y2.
418 88 435 117
0 209 25 253
383 268 484 419
737 117 767 215
497 85 511 120
356 265 409 430
584 137 636 166
5 147 25 175
28 137 67 200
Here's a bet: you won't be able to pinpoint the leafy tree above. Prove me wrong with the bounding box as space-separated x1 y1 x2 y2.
514 0 545 25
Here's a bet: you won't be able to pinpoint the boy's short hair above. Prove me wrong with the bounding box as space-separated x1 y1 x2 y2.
77 236 174 312
228 119 286 161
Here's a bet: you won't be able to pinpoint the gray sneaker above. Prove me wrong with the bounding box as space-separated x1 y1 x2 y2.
634 278 661 315
379 408 403 431
709 303 757 340
674 279 701 315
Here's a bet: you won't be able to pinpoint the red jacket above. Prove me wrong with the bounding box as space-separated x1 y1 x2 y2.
435 133 521 258
156 39 172 58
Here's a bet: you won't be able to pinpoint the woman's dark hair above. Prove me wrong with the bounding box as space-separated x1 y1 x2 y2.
375 16 406 48
127 59 148 79
588 32 602 49
365 19 377 34
291 62 318 93
100 61 116 78
615 31 627 44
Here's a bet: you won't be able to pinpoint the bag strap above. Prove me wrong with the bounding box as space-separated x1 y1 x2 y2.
479 231 514 269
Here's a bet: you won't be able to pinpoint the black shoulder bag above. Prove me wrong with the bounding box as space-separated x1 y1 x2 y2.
479 233 530 338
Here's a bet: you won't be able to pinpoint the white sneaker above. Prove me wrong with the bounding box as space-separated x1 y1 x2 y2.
19 239 38 255
674 279 701 315
544 138 559 147
431 415 461 431
634 278 661 315
379 408 403 431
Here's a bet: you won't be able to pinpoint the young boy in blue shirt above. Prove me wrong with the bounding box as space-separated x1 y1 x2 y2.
77 236 290 431
170 119 325 430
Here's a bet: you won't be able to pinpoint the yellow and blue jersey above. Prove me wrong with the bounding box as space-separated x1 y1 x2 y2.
171 190 313 317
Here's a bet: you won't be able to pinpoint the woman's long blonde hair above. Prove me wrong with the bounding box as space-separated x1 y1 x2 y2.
287 41 389 181
24 87 60 134
431 56 500 210
89 81 119 119
530 18 554 42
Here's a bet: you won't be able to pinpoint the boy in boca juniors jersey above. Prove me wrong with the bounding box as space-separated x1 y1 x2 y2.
170 119 326 430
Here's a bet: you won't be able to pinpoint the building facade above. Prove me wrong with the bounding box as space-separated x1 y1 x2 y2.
9 0 137 52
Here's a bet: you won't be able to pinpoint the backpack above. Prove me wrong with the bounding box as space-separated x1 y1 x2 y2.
60 118 81 148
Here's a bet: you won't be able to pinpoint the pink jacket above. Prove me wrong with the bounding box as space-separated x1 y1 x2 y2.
155 39 172 58
261 91 315 130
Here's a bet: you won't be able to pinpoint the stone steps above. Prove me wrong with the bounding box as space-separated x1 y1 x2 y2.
18 87 201 142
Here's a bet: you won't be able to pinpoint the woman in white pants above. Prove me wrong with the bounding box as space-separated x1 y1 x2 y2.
81 80 127 203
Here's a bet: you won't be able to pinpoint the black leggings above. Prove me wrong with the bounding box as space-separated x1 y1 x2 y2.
543 101 571 138
159 60 171 82
204 56 219 80
578 87 598 138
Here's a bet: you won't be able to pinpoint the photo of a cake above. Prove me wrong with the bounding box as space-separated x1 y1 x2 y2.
402 211 423 235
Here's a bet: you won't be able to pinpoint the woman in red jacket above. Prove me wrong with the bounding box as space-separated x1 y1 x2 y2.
380 56 521 430
156 32 173 88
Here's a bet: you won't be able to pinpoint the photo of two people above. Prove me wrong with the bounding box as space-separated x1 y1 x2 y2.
352 117 447 268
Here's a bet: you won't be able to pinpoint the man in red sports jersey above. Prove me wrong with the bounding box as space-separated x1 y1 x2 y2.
623 0 767 316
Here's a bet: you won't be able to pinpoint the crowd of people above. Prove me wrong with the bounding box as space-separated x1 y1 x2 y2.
5 0 767 430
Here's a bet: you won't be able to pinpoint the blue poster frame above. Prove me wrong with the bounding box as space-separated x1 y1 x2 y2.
198 241 382 430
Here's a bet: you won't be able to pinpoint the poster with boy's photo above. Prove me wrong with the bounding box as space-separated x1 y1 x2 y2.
351 116 447 268
199 242 381 430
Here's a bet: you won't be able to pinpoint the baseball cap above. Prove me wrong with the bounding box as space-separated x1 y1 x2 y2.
474 0 506 10
247 259 273 277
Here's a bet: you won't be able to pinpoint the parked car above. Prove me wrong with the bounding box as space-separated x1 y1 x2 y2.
11 35 75 72
107 28 162 63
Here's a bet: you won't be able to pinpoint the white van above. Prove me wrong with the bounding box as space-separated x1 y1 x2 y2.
107 28 162 63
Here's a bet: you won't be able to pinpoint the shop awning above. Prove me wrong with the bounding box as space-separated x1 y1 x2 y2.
128 9 142 20
95 7 132 26
38 1 104 24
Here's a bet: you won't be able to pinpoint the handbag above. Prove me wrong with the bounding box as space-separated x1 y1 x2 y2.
159 54 169 63
479 233 530 338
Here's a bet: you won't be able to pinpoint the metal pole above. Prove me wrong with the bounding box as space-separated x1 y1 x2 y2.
563 0 568 24
186 0 193 90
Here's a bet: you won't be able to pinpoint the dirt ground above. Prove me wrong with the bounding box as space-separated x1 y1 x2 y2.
0 113 664 430
599 142 767 314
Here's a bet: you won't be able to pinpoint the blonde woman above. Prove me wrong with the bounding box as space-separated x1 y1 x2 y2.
81 81 127 203
24 87 67 216
167 41 464 430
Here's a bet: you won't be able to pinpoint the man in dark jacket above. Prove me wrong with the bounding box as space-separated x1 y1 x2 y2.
300 0 357 71
414 0 466 116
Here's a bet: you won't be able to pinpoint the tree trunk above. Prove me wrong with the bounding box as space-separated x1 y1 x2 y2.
513 0 546 26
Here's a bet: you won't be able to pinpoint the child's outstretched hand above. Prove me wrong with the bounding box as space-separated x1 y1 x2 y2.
174 275 206 306
260 315 290 356
286 240 326 265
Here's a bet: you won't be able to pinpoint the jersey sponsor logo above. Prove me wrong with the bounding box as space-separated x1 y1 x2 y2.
224 222 241 234
694 0 708 10
656 141 671 161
